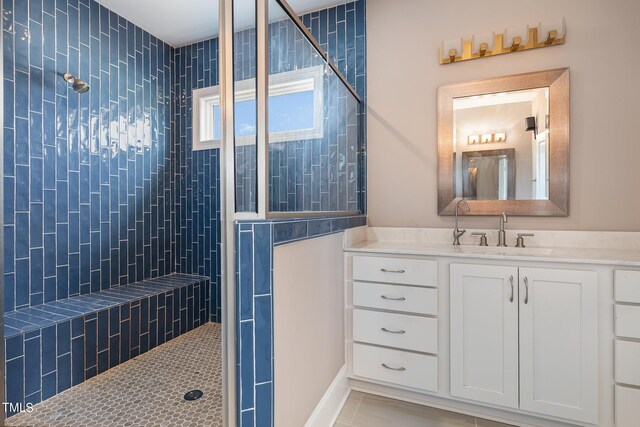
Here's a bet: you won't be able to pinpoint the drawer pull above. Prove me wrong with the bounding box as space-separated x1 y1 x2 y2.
381 295 406 301
509 275 514 303
381 327 406 334
381 363 406 372
380 268 406 274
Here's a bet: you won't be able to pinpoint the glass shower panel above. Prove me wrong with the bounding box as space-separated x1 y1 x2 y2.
233 0 258 213
267 0 361 213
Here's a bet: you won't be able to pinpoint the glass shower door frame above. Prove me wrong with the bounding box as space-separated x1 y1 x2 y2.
219 1 236 426
264 0 364 219
256 0 364 220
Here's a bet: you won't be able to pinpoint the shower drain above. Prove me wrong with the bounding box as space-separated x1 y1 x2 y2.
184 389 204 401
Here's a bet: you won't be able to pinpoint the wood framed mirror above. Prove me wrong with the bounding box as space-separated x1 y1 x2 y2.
438 68 569 216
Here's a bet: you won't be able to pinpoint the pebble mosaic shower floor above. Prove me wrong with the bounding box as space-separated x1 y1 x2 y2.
7 323 222 427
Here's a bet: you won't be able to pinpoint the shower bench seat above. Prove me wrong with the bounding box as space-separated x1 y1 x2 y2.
3 273 210 418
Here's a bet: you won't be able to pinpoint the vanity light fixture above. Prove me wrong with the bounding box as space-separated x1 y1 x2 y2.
472 33 494 56
494 132 506 142
439 18 566 65
442 38 464 63
504 26 529 52
540 18 566 45
467 132 507 145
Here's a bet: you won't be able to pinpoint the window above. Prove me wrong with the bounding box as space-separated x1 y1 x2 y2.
192 86 221 151
192 65 324 151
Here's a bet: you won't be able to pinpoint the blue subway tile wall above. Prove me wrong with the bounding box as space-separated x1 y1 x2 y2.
271 215 366 244
4 274 209 418
236 222 273 427
3 0 175 313
172 39 222 323
235 213 366 427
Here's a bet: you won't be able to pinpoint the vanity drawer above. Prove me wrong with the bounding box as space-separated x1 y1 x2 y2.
615 340 640 386
353 343 437 392
615 385 640 427
353 256 437 287
616 305 640 339
353 281 437 315
353 309 437 354
615 270 640 303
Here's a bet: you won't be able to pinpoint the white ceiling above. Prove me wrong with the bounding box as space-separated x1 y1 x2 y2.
96 0 350 47
454 88 547 110
456 101 533 136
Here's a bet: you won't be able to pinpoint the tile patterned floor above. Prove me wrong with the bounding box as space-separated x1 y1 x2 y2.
334 391 513 427
8 323 223 427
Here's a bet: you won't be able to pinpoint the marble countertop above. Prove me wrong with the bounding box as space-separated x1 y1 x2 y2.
346 240 640 267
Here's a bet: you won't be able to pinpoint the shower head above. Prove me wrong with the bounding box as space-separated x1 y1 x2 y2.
63 73 90 93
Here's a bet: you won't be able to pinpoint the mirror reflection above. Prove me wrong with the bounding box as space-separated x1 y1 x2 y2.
453 88 550 201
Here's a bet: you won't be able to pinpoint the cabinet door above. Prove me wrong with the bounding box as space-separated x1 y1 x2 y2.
450 264 519 408
519 267 598 424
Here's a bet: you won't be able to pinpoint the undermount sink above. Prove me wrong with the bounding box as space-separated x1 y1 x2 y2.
457 245 555 257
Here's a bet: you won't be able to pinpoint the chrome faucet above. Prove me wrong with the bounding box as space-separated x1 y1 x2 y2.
453 200 470 245
497 212 508 247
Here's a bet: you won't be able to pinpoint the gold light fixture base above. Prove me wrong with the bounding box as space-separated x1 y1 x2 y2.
439 27 565 65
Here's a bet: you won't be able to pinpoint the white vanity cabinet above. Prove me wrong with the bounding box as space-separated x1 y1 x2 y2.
350 255 439 393
450 264 598 423
345 234 640 427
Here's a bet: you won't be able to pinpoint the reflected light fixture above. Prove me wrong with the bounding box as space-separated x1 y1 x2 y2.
468 131 507 145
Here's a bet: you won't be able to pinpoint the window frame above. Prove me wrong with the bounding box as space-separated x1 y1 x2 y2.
192 65 324 151
192 86 221 151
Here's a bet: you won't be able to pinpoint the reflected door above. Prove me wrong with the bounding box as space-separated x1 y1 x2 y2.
531 135 549 200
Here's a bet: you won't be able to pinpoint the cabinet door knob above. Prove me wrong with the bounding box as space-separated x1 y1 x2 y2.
380 268 406 274
381 363 406 372
524 277 529 304
509 275 514 303
381 295 406 301
381 327 406 334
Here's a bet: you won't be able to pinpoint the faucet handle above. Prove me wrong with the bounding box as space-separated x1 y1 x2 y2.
471 232 488 247
516 233 535 248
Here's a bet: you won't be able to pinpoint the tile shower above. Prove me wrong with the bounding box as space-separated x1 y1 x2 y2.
2 0 218 416
2 0 367 423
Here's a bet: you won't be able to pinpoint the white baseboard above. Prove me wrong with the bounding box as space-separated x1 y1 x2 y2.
304 365 351 427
